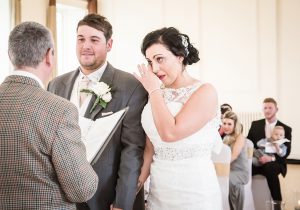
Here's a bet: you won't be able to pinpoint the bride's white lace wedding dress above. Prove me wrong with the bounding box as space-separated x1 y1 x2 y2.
141 83 223 210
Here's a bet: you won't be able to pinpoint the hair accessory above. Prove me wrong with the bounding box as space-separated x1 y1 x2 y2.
180 35 189 57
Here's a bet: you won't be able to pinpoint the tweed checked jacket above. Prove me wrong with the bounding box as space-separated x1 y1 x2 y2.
0 75 98 210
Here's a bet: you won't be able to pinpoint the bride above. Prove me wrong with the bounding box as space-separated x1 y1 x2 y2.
134 27 223 210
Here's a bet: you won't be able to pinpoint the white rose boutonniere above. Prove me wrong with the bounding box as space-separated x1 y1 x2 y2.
80 81 112 113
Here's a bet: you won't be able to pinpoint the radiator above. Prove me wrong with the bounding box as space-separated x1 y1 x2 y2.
236 112 263 136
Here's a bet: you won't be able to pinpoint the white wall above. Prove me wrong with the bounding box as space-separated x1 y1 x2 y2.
3 0 299 159
278 0 300 159
100 0 281 110
99 0 300 159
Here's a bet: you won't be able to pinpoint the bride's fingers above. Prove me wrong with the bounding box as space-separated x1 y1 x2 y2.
143 64 150 74
133 72 142 82
140 64 149 73
137 64 146 76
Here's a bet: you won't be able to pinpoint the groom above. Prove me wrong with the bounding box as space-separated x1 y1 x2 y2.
47 14 148 210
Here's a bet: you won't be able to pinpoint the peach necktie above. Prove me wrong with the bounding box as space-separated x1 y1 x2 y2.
79 76 90 107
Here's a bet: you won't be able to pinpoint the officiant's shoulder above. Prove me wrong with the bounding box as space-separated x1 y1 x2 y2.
45 86 78 111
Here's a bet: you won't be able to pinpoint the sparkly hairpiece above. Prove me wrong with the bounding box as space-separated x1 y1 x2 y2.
180 35 189 57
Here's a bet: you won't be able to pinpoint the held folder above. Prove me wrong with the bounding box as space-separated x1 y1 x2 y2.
79 107 129 165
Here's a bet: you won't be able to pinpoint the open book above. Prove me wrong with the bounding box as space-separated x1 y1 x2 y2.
79 107 129 165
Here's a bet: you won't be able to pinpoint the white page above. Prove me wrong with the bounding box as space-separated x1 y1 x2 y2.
79 109 126 163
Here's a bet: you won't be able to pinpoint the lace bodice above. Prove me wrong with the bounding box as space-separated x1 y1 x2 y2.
142 83 223 210
141 83 222 161
162 84 200 104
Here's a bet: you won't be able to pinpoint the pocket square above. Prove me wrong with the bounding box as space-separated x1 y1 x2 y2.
102 111 113 116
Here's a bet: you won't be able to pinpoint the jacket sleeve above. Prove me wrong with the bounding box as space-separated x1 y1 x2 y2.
113 83 148 210
52 103 98 202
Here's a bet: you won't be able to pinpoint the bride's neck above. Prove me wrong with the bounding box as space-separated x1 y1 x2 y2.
167 72 198 89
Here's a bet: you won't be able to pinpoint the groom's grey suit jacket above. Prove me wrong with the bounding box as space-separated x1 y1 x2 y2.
48 63 148 210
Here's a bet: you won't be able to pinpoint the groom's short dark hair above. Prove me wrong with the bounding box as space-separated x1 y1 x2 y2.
77 13 113 41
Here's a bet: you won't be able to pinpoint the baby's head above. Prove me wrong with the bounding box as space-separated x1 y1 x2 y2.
271 126 285 141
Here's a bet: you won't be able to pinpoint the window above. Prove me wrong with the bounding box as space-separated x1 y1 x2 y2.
56 1 87 76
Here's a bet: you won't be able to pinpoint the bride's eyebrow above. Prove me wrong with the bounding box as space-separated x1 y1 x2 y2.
146 54 163 60
153 54 164 59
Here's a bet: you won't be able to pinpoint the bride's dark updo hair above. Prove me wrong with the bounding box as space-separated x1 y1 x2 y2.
141 27 200 66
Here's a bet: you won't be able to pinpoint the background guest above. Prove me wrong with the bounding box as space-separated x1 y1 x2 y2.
222 111 249 210
247 97 292 201
219 103 233 138
221 103 233 117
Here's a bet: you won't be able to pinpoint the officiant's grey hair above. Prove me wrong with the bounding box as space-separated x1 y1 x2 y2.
8 21 53 68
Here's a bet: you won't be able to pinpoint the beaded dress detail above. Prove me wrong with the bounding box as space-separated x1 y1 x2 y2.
141 83 222 210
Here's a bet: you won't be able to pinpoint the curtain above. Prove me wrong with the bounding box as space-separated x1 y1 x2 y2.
87 0 97 14
47 0 57 81
11 0 21 27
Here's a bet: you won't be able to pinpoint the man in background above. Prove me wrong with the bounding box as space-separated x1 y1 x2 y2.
247 97 292 201
48 14 147 210
0 21 98 210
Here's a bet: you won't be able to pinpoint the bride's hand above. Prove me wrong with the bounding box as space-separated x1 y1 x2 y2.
110 204 123 210
133 64 161 94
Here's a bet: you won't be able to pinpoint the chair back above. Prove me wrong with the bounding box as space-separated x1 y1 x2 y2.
212 143 231 210
243 139 255 210
252 174 272 210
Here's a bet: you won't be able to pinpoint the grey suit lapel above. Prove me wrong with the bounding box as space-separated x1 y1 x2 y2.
60 69 79 100
85 63 115 120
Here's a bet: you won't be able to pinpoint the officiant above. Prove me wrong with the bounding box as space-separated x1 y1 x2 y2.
47 14 148 210
0 21 98 210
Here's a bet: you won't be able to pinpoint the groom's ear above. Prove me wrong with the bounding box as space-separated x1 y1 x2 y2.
106 38 113 52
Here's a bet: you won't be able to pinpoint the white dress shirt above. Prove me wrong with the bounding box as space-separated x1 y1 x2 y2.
12 70 44 89
265 119 277 138
70 62 107 116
